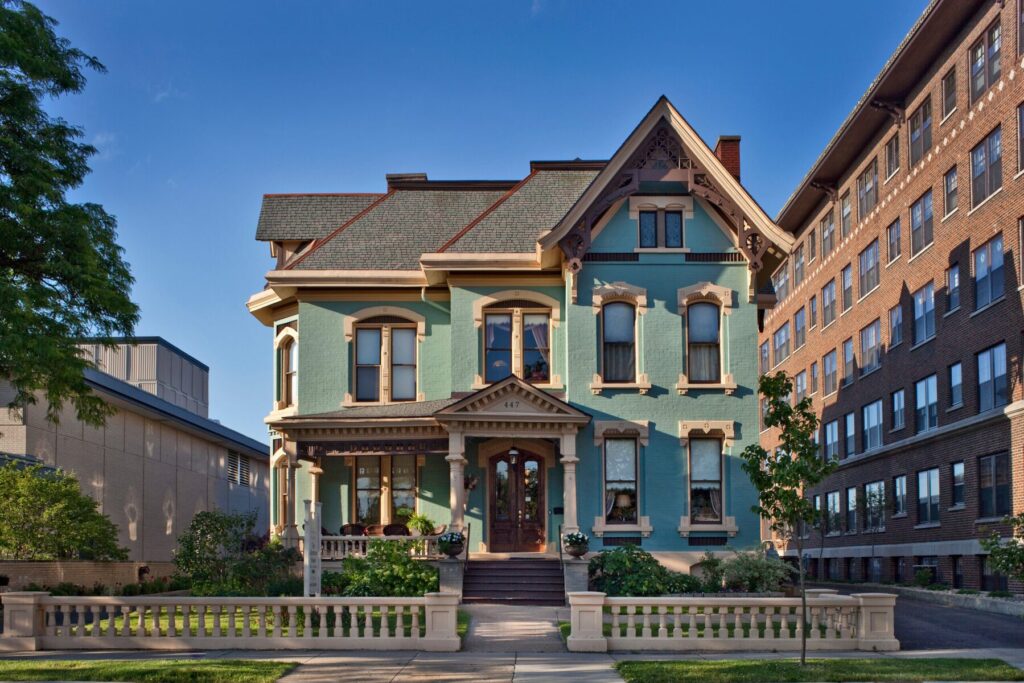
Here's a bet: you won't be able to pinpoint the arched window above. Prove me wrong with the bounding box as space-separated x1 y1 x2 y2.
602 302 636 383
483 301 551 384
354 317 417 402
280 338 298 407
687 302 721 383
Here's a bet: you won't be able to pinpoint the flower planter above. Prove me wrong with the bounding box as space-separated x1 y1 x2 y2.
566 543 588 559
441 542 464 559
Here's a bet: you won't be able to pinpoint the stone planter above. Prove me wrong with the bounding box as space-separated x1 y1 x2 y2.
440 542 464 559
566 543 588 558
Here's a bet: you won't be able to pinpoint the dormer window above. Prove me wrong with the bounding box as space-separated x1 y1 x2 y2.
629 197 692 251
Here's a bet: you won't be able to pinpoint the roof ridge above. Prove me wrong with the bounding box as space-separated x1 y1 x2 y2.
263 192 384 198
436 171 537 253
284 190 394 270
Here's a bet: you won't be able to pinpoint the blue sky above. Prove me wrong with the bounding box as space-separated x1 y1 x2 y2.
38 0 928 443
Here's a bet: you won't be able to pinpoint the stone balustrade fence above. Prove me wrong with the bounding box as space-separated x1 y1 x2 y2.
0 592 460 652
566 591 898 652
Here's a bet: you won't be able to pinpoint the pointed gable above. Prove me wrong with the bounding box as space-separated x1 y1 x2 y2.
434 376 590 426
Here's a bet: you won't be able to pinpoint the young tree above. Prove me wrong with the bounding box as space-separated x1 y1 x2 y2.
740 371 836 665
0 462 127 560
0 1 138 427
980 513 1024 588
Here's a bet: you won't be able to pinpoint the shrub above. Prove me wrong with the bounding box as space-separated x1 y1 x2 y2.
321 571 351 596
956 588 980 595
697 551 725 592
722 550 794 593
913 568 934 587
340 540 438 597
988 590 1013 599
666 572 703 594
925 583 950 591
588 545 671 596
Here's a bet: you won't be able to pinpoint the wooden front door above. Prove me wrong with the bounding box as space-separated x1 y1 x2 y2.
488 452 546 552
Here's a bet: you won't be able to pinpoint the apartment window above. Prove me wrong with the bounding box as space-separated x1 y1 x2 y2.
824 420 840 460
857 159 878 218
953 556 964 589
689 438 723 524
794 307 806 349
910 191 934 255
892 389 905 430
885 133 899 178
861 319 881 374
227 452 251 488
944 166 958 215
863 399 883 451
858 242 880 297
974 234 1004 309
822 280 836 326
846 487 858 533
889 304 903 347
773 263 790 303
894 474 907 516
887 219 901 262
912 283 935 345
793 244 805 287
279 336 298 407
821 212 836 255
807 228 817 262
602 302 636 383
840 192 852 238
1019 104 1024 172
951 461 965 507
947 263 960 311
390 454 417 522
844 412 856 457
759 341 769 375
773 323 791 366
971 127 1003 207
842 265 853 311
970 21 1002 103
809 295 818 328
865 481 886 531
810 361 819 394
979 452 1010 518
795 370 807 402
356 324 418 403
824 349 838 395
605 438 638 524
917 468 940 524
760 397 768 431
977 342 1008 412
688 302 721 383
909 99 932 165
843 338 855 385
826 491 841 533
915 374 938 433
949 362 963 407
355 457 383 525
639 210 657 248
942 67 957 118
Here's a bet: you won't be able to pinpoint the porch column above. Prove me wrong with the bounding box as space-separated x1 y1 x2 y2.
446 430 467 531
560 431 580 535
309 459 323 506
282 459 300 548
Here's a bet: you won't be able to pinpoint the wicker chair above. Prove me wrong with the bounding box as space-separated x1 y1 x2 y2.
340 523 366 536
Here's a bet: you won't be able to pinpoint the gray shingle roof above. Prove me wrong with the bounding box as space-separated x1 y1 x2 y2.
300 398 459 419
442 169 599 253
291 189 506 270
256 194 382 241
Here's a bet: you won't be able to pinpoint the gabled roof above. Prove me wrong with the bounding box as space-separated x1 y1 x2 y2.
256 193 383 241
440 168 601 254
539 96 793 254
434 376 591 425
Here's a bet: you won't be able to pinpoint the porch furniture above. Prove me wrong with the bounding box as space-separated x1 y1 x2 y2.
320 533 442 561
432 524 447 535
365 524 385 537
340 523 366 536
383 523 410 536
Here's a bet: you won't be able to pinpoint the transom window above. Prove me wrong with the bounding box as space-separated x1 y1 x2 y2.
484 305 551 384
605 438 638 524
602 302 636 383
687 302 721 383
689 438 722 524
355 318 417 402
971 127 1002 207
970 21 1001 104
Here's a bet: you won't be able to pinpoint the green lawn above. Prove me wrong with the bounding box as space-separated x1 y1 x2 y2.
0 659 294 682
615 658 1024 683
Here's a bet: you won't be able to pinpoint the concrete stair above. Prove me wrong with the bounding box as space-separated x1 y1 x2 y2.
462 558 565 606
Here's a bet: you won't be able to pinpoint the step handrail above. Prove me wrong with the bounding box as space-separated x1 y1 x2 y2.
557 522 566 601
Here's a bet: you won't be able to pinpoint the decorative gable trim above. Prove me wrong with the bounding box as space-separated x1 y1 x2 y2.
593 420 650 446
678 420 736 448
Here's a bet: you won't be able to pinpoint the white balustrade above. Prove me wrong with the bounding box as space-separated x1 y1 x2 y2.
566 592 898 652
320 535 440 561
0 592 460 652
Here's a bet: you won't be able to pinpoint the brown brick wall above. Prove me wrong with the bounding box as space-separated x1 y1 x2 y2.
761 0 1024 592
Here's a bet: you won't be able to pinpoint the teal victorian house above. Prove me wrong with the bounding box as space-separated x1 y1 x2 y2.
247 98 792 571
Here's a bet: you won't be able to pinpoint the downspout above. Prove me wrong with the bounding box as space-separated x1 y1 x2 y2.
421 286 450 314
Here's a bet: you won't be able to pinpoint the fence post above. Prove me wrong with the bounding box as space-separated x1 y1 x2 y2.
852 593 899 651
0 592 47 651
422 593 461 652
566 592 608 652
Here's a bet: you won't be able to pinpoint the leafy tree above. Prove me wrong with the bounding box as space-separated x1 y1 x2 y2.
980 512 1024 586
0 461 127 560
0 1 138 426
739 371 836 665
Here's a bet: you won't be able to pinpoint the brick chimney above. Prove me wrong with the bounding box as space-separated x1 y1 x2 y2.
714 136 741 182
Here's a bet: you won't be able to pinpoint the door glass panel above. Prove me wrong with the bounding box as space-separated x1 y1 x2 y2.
522 459 540 522
494 459 511 520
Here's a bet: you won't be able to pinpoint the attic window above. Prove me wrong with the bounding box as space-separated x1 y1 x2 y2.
628 196 693 251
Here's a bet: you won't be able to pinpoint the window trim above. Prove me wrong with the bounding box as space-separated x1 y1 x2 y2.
591 283 650 394
677 283 736 394
352 321 419 404
592 435 653 537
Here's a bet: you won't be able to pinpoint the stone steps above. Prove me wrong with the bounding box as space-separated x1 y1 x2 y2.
462 559 565 606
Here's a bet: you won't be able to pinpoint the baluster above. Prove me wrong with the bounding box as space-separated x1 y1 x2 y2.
116 605 128 637
394 605 406 639
363 604 373 639
151 605 162 637
763 606 775 640
411 605 420 639
704 609 712 638
196 605 206 638
687 607 697 638
733 607 743 639
749 607 760 640
780 607 791 639
285 606 295 638
626 605 636 638
211 605 221 637
303 604 312 638
273 605 283 637
810 604 820 639
610 606 620 637
657 608 667 638
641 606 651 639
258 605 268 637
670 606 681 638
717 607 726 637
43 605 55 637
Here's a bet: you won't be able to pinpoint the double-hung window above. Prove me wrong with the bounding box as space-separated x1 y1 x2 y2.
809 295 818 328
846 487 858 533
840 192 852 238
911 191 934 255
826 491 841 533
917 468 940 524
759 341 770 375
795 370 807 402
944 166 958 215
970 21 1001 104
971 127 1003 207
794 307 806 349
864 481 885 531
974 234 1004 309
885 134 899 179
605 438 638 524
639 211 657 248
823 350 838 395
841 265 853 312
773 263 790 302
279 337 298 407
842 338 855 385
862 399 883 451
810 361 819 394
355 322 418 402
822 280 837 326
773 323 791 365
861 319 881 374
979 452 1010 518
887 219 901 262
602 303 636 383
688 303 721 383
889 304 903 347
824 420 840 460
893 475 907 516
977 342 1008 411
793 244 805 287
949 362 963 407
807 229 817 262
912 283 935 345
689 439 723 524
390 454 417 523
915 374 938 433
821 212 836 255
942 67 957 118
951 461 965 507
485 306 552 384
909 99 932 166
355 458 382 525
859 240 879 296
947 263 960 311
892 389 905 430
844 412 856 457
857 159 878 218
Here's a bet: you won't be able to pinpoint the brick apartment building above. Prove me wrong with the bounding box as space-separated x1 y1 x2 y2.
761 0 1024 592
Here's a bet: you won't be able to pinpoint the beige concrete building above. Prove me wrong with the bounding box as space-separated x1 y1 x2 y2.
0 338 268 562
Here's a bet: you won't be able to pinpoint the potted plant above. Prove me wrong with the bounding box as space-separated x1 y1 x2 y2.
563 531 589 558
406 512 437 537
437 530 465 558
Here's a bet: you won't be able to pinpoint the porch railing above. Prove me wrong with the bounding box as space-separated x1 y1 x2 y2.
320 535 441 561
0 592 460 652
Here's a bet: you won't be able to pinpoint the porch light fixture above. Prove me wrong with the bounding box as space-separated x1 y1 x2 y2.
508 444 519 465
